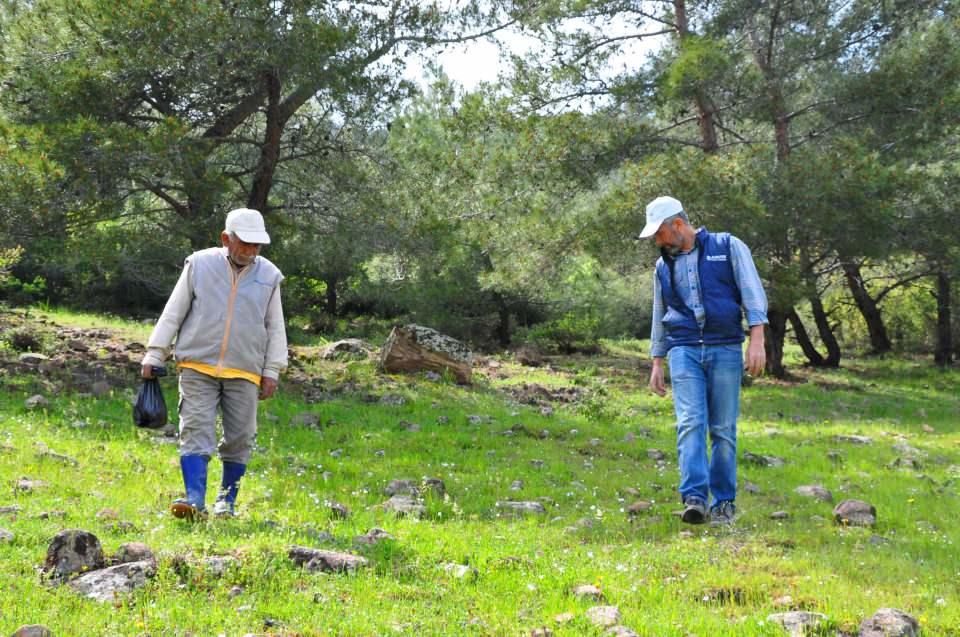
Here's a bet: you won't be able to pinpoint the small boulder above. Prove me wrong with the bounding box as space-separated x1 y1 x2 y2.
832 434 873 445
25 395 50 410
442 562 478 579
383 495 426 518
833 499 877 527
0 528 13 542
516 346 543 367
794 485 833 502
16 478 48 492
742 452 786 467
68 560 156 602
288 546 369 573
202 555 239 577
605 627 640 637
18 353 49 366
11 626 53 637
423 477 446 497
384 479 419 497
321 338 373 361
291 412 321 427
858 608 919 637
767 611 829 637
329 502 350 519
586 606 622 628
627 501 653 516
496 501 547 515
114 542 154 564
44 529 105 581
379 325 473 384
354 528 394 546
572 584 604 600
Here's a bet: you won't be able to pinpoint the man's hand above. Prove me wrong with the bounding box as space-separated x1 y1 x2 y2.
259 377 278 400
746 325 766 376
649 357 667 396
141 364 154 379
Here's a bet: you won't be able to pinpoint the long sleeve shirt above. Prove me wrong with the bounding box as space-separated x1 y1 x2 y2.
650 234 767 358
141 259 288 381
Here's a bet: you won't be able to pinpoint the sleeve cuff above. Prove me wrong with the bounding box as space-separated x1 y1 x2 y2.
261 368 281 381
650 346 668 358
745 311 769 326
141 349 166 368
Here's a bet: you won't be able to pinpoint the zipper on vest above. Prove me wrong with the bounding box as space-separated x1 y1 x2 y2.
215 261 249 376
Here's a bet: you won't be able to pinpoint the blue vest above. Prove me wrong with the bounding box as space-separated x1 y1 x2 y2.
655 228 744 350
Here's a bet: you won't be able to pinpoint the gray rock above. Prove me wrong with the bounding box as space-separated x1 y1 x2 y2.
509 480 524 491
516 346 543 367
380 393 406 406
291 412 321 427
833 499 877 527
0 528 13 542
44 529 105 581
18 353 49 366
647 449 666 461
384 479 419 497
288 546 369 573
114 542 154 564
442 562 478 579
767 611 829 636
354 528 394 545
832 434 873 445
383 495 426 518
0 504 21 514
572 584 604 600
497 500 547 515
795 485 833 502
742 452 786 468
627 501 653 516
67 339 90 352
423 477 446 497
321 339 373 360
742 481 762 494
530 628 553 637
770 511 790 520
16 477 48 492
11 625 53 637
892 442 925 458
203 555 239 577
424 371 442 382
25 395 50 410
436 415 450 425
330 502 350 519
586 606 622 628
858 608 919 637
68 560 156 602
605 627 640 637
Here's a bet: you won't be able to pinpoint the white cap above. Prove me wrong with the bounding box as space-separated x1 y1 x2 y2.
224 208 271 244
639 196 683 238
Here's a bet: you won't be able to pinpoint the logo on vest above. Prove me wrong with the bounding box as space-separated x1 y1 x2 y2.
706 254 727 262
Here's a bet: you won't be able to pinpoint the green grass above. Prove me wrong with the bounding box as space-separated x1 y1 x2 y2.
0 311 958 635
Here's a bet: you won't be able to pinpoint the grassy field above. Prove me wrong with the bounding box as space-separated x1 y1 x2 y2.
0 308 958 636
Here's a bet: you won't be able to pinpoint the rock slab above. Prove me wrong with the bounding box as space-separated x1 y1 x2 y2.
68 560 156 602
834 499 877 527
288 546 369 573
379 325 473 384
44 529 105 581
858 608 919 637
767 611 829 636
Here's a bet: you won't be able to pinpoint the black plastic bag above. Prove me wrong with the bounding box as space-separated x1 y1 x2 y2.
133 368 168 429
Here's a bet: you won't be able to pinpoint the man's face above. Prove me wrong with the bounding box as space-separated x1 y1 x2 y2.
221 232 261 266
653 219 685 256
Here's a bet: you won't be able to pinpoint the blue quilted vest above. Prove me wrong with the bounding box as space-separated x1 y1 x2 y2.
655 228 744 351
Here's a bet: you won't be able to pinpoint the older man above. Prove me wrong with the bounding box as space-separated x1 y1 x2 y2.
142 208 287 519
641 196 767 525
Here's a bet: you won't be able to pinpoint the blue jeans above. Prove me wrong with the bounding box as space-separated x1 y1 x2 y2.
667 344 743 507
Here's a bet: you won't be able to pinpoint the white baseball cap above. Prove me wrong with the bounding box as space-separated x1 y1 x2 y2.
224 208 271 244
639 196 684 238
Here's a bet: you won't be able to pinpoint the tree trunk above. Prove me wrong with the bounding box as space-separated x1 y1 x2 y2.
674 0 719 153
324 276 338 316
934 268 953 366
493 293 511 347
808 293 841 366
840 260 892 353
786 308 825 366
247 70 283 213
765 306 788 378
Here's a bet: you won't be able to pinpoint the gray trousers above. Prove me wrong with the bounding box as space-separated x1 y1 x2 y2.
177 368 259 464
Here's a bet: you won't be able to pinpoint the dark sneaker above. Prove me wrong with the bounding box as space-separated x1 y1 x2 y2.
170 498 207 521
681 497 708 524
710 500 736 526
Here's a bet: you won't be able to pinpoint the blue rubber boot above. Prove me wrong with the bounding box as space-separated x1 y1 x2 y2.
170 455 209 520
212 461 246 517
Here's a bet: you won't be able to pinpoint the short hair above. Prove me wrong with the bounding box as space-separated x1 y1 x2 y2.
663 211 689 226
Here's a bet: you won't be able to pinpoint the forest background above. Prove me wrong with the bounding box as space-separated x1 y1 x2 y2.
0 0 958 375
